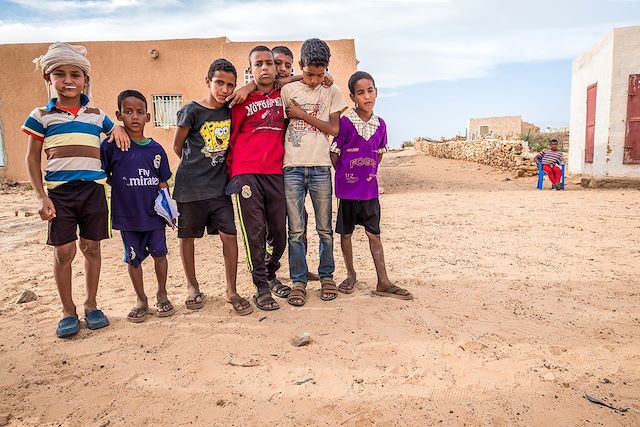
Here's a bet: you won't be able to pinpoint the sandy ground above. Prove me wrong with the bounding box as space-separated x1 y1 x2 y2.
0 149 639 426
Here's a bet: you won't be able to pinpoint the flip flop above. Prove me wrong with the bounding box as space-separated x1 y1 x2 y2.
268 278 292 298
372 285 413 301
320 279 338 301
228 295 254 316
253 292 280 311
287 283 307 307
127 306 149 323
84 309 110 330
156 299 175 318
56 315 80 338
185 292 204 310
338 277 358 294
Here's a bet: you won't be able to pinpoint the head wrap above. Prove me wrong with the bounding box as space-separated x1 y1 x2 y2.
33 42 92 100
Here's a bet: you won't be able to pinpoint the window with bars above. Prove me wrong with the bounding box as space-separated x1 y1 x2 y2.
243 68 253 85
152 95 182 128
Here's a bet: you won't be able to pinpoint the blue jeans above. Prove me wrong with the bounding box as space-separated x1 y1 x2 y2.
284 166 334 284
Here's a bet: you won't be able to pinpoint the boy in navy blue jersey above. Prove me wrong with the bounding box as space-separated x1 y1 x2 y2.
101 90 175 323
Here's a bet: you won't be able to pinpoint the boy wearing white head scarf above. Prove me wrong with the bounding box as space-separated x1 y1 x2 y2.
23 42 127 338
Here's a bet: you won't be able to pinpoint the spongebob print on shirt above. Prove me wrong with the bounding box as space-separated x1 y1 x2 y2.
199 118 231 166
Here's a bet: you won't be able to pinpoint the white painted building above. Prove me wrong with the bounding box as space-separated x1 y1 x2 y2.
569 26 640 179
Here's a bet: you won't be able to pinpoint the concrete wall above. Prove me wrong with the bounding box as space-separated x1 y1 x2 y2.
608 27 640 176
0 37 357 182
569 26 640 178
569 30 614 177
467 115 524 140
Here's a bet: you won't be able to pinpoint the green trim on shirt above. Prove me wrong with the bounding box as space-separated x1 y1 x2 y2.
132 138 151 146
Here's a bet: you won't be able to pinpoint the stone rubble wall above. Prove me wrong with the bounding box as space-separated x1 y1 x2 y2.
413 138 540 177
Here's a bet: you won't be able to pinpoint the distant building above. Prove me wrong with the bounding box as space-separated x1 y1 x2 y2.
0 37 357 182
569 26 640 179
544 127 569 133
467 115 539 140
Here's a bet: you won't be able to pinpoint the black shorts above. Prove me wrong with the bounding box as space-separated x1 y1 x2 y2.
177 195 236 238
47 181 110 246
335 198 381 235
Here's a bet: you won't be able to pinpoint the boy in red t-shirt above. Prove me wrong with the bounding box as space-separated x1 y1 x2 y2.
227 46 286 311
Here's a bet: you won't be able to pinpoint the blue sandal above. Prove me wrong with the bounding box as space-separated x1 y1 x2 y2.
56 316 80 338
84 309 110 330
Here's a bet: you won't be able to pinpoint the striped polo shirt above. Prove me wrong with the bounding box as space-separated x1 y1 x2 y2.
22 94 114 189
534 149 564 166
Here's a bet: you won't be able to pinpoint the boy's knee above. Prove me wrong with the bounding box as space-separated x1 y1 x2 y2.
365 231 381 241
316 227 333 239
79 239 101 258
54 243 76 265
219 232 237 244
289 229 305 242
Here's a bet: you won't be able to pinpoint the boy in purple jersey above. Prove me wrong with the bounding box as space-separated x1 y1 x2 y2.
330 71 413 300
101 90 176 322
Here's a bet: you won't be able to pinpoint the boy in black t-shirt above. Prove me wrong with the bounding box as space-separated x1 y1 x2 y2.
172 58 253 315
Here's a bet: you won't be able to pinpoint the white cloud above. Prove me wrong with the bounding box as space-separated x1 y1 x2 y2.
7 0 178 12
0 0 636 88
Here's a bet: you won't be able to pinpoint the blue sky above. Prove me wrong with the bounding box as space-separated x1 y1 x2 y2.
1 0 639 146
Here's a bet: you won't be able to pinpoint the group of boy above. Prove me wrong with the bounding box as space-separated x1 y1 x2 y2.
23 39 412 339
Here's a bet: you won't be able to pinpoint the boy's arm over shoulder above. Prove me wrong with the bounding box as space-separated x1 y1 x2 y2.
227 80 257 108
101 111 132 151
100 138 115 177
275 75 302 91
101 112 115 134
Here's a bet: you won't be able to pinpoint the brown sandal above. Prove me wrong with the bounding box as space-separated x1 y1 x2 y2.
127 306 149 323
228 295 253 316
156 299 175 317
320 279 338 301
185 292 204 310
287 283 306 307
372 285 413 300
338 277 358 294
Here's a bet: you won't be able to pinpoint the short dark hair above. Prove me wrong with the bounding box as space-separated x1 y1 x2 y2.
272 45 293 59
248 45 272 64
300 38 330 68
550 139 559 144
208 58 237 80
348 71 376 94
117 89 147 111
